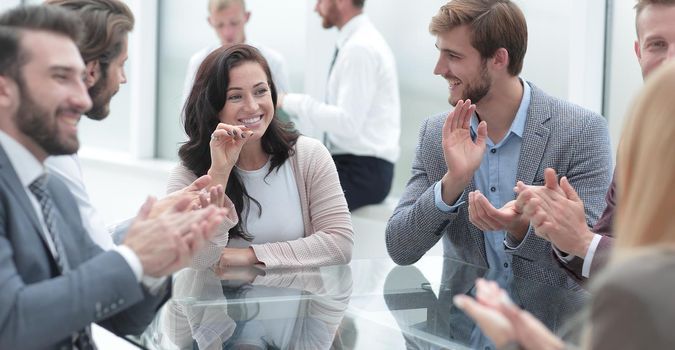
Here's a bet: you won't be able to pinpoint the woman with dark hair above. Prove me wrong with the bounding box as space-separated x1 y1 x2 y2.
168 44 353 269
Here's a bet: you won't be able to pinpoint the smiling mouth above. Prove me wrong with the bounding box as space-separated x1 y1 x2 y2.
239 115 263 125
448 79 461 88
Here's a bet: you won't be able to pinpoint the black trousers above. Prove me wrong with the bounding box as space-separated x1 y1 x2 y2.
332 154 394 211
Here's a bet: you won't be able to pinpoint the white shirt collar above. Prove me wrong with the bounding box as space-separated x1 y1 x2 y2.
0 130 45 188
336 13 368 49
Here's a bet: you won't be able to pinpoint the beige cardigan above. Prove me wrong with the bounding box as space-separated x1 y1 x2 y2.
167 136 354 268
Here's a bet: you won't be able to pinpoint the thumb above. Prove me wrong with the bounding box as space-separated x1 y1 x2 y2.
134 196 156 222
560 177 581 202
188 175 212 192
475 120 488 147
543 168 561 192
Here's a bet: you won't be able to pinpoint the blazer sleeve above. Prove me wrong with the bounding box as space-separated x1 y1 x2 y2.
251 138 354 267
0 233 147 348
385 116 460 265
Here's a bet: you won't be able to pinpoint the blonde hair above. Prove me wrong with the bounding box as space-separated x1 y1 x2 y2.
613 60 675 258
208 0 246 13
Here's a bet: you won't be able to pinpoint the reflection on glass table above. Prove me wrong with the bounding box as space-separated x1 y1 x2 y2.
129 257 588 350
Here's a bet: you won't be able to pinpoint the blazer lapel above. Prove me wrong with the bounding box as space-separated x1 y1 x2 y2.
0 145 53 248
516 83 551 185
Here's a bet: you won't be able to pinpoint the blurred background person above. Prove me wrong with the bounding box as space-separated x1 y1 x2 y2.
279 0 400 211
182 0 290 108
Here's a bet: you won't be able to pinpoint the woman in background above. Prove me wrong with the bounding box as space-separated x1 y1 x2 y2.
453 60 675 349
168 44 353 269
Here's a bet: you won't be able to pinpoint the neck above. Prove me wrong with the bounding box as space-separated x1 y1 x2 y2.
0 122 47 162
336 9 362 30
236 141 269 171
474 76 524 143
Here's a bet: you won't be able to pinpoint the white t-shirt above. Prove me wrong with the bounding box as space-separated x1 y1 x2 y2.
227 158 304 247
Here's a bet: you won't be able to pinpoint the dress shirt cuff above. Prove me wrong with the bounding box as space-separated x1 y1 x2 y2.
113 245 168 294
434 181 465 213
503 226 532 250
582 234 602 278
141 275 169 295
113 245 142 282
552 245 575 263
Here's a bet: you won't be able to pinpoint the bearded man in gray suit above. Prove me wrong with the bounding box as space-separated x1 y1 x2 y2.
386 0 612 289
0 6 227 349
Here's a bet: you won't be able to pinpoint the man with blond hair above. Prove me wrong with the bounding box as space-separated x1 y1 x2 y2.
182 0 289 104
386 0 612 287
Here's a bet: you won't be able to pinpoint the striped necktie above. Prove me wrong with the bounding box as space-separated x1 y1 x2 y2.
29 175 96 350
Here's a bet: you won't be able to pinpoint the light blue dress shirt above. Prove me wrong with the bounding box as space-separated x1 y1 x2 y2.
433 80 531 350
433 80 531 276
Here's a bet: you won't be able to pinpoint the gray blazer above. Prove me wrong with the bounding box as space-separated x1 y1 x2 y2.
0 145 169 349
386 83 612 289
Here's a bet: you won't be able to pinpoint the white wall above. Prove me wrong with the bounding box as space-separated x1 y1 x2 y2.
605 0 644 154
0 0 21 12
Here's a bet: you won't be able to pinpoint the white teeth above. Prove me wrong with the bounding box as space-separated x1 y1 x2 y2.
240 115 262 124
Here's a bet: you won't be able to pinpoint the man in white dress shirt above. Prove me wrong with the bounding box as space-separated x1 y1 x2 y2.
182 0 290 105
279 0 401 211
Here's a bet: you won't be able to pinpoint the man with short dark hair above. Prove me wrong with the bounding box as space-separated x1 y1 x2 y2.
279 0 401 211
0 5 225 349
386 0 612 287
514 0 675 281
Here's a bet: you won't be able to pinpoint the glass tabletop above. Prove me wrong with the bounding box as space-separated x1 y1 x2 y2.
129 256 588 350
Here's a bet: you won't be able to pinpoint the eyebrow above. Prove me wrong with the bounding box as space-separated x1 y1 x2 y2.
435 44 464 58
226 81 268 92
48 65 78 74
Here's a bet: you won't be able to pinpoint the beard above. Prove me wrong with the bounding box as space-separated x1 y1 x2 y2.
86 69 115 121
15 80 80 156
449 60 492 106
320 2 339 29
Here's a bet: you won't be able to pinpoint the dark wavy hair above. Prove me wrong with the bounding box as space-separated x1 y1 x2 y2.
179 44 299 241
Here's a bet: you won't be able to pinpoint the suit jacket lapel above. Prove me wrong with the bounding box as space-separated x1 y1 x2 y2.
0 145 54 251
516 83 551 185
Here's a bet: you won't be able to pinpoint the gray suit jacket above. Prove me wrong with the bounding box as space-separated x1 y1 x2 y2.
0 145 169 349
386 83 612 289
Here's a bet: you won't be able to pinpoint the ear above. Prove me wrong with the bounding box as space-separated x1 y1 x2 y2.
0 76 18 109
244 11 251 24
634 40 642 60
84 60 101 88
491 48 510 71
